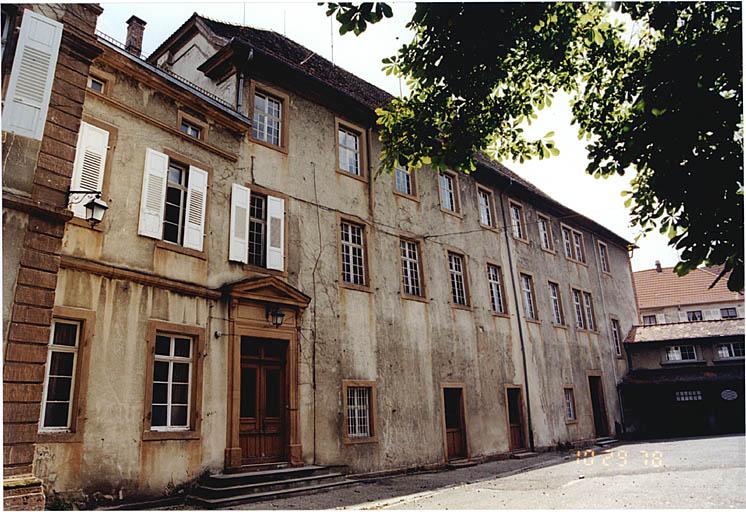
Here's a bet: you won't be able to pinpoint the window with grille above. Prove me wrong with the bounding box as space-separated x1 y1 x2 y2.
717 342 744 359
439 173 457 212
598 242 611 273
346 386 372 438
721 307 738 319
687 310 703 322
338 127 361 176
510 202 525 239
572 289 585 329
538 215 553 251
610 318 623 356
40 320 81 431
548 281 564 325
582 292 596 330
564 388 576 421
395 166 414 196
487 264 506 314
253 91 282 146
151 334 193 431
448 252 467 306
478 188 494 227
520 273 537 320
248 193 267 267
163 161 189 245
400 239 422 297
341 221 366 286
675 390 702 402
665 345 697 361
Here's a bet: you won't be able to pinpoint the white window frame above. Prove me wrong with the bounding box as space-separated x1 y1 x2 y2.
564 388 576 421
716 342 744 359
687 310 703 322
520 273 537 320
582 291 596 331
598 241 611 273
487 264 505 314
338 126 361 176
150 334 193 432
395 166 414 196
340 221 366 286
477 187 494 227
610 318 623 357
439 172 457 212
538 214 553 251
675 390 702 402
548 281 564 325
346 385 373 438
561 224 587 263
179 119 201 139
253 90 282 146
665 345 697 362
448 252 468 306
87 75 105 94
400 239 422 297
572 288 586 329
509 201 525 240
39 320 81 432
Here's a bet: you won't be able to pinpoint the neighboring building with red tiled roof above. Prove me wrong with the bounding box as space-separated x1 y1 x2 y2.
633 263 744 325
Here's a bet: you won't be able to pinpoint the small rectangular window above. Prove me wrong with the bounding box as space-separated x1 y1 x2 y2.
180 120 201 139
151 334 193 431
510 202 525 239
400 239 422 297
572 289 585 329
478 188 494 227
40 320 81 431
253 91 282 146
721 307 738 319
675 390 702 401
338 127 361 176
395 166 415 196
448 252 468 306
665 345 697 361
643 314 657 325
717 342 744 359
548 281 564 325
538 215 553 251
340 221 366 286
610 318 623 357
564 388 576 421
598 242 611 273
346 385 373 438
487 264 506 314
520 273 537 320
439 173 457 212
687 310 703 322
87 76 105 93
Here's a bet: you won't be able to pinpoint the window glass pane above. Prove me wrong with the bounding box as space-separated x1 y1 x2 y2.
172 362 190 383
170 405 188 427
52 323 78 346
151 405 167 426
171 383 189 405
46 376 72 401
174 338 191 358
241 337 260 358
153 361 169 382
152 382 168 403
155 336 171 355
49 351 74 376
43 402 70 428
240 367 257 418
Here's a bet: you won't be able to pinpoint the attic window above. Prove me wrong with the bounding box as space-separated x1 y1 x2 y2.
87 76 105 93
177 112 207 141
180 120 201 139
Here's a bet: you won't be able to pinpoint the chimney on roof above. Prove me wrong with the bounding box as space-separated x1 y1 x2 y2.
655 260 662 273
125 15 147 57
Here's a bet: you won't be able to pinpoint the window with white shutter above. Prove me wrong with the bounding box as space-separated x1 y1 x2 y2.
229 184 250 263
3 9 62 140
265 195 285 271
69 122 108 219
182 166 207 251
138 149 169 239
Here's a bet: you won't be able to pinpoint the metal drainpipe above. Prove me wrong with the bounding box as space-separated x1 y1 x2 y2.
591 233 624 435
498 183 535 451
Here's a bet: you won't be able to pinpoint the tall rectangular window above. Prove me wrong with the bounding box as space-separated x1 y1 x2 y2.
400 239 422 297
151 334 193 431
610 318 623 356
439 173 457 212
562 227 573 259
665 345 697 361
538 215 553 251
564 388 576 421
478 188 494 227
572 289 585 329
582 292 596 330
338 127 361 176
163 161 189 245
40 320 81 431
687 310 703 322
395 166 414 196
548 281 564 325
573 232 586 263
510 202 525 239
346 386 373 438
562 225 586 263
248 193 267 267
448 252 468 306
520 273 537 320
341 221 366 286
487 264 506 314
598 242 611 273
253 91 282 146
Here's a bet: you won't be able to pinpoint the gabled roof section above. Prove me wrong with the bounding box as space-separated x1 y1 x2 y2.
634 265 743 310
625 318 745 344
220 275 311 308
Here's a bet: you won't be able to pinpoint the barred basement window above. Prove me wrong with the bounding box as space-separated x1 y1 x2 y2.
675 390 702 402
400 239 422 297
347 386 372 438
40 320 81 431
341 221 366 286
448 252 468 306
151 334 193 431
248 193 267 267
487 264 506 314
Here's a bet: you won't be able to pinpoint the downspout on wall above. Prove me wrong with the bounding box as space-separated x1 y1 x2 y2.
498 182 535 451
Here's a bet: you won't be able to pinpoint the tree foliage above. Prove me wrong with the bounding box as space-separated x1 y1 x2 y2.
325 2 743 291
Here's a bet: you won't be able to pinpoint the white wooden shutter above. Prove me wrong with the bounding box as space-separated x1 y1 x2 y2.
656 313 666 324
266 195 285 271
69 122 109 218
3 9 62 140
137 148 168 239
229 184 250 263
182 166 208 251
678 311 689 323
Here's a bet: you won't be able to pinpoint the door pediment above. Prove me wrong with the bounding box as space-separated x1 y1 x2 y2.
220 275 311 308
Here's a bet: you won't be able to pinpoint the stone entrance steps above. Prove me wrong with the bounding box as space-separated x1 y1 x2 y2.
188 465 355 508
595 437 619 449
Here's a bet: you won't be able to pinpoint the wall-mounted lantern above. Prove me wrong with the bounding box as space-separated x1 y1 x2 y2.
68 190 107 227
265 305 286 328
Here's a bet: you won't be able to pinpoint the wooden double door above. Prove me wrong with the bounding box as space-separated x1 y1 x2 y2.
239 337 288 464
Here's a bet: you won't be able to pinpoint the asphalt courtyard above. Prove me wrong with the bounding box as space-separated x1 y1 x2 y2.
235 435 746 509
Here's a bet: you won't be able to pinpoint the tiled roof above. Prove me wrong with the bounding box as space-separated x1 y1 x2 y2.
634 265 742 310
625 318 745 344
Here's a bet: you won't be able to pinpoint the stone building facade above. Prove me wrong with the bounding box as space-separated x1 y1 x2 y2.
4 9 638 505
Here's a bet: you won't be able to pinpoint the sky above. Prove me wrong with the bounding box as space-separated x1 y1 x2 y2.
96 1 680 272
